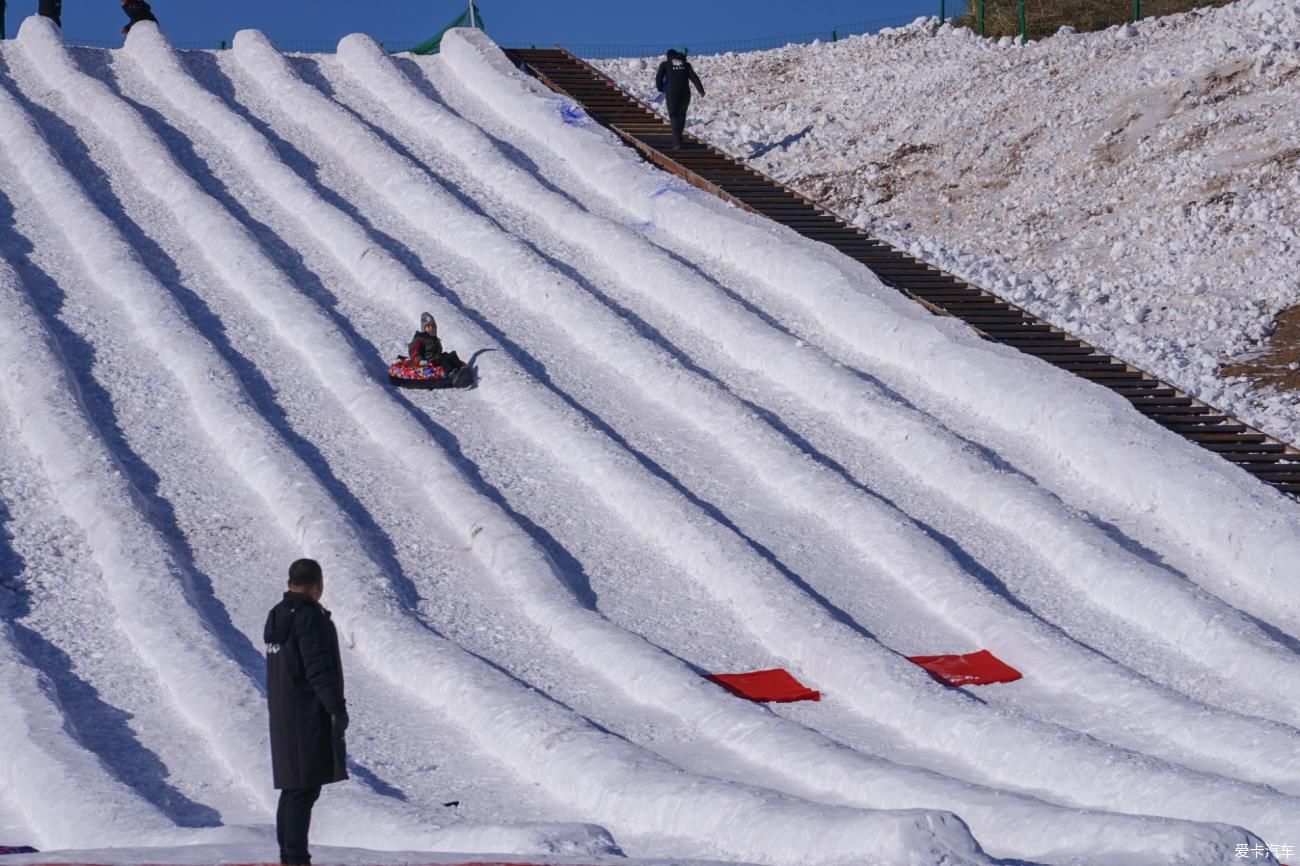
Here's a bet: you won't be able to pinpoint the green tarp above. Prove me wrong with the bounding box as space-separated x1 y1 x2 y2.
408 2 484 55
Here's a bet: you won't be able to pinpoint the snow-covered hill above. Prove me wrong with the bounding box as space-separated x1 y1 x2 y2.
0 14 1297 866
599 0 1300 446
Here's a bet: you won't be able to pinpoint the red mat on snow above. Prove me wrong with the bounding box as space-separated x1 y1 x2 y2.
708 668 821 702
908 650 1022 686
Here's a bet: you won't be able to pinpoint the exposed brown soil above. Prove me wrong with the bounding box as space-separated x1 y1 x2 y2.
892 142 939 160
954 0 1237 40
1223 305 1300 391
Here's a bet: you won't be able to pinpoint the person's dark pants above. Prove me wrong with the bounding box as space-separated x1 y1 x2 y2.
38 0 59 27
667 95 690 147
276 786 322 866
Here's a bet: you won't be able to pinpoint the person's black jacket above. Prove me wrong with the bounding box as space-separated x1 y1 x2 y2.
265 591 348 790
655 50 704 104
408 330 443 362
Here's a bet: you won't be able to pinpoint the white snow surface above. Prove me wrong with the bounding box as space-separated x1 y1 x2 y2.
598 0 1300 446
0 14 1294 866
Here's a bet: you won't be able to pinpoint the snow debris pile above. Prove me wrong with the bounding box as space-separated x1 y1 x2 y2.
599 0 1300 443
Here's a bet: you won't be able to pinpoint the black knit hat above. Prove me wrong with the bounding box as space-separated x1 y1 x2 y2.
420 311 436 329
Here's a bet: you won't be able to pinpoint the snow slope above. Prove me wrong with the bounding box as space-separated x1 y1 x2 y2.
599 0 1300 447
0 15 1295 866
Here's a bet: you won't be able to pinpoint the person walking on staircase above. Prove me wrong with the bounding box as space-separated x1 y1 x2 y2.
655 48 705 150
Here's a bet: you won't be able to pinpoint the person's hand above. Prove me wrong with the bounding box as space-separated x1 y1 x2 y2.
332 712 350 735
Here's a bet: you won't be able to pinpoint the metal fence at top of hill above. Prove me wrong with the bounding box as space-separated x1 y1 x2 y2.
58 37 420 52
46 0 1224 57
53 14 925 58
505 14 923 59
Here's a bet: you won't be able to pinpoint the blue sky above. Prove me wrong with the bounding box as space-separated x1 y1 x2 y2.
4 1 955 49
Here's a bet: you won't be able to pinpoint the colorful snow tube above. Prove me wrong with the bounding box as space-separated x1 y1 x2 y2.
388 358 471 389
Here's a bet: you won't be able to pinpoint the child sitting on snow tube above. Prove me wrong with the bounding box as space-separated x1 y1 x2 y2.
389 312 472 388
409 312 465 372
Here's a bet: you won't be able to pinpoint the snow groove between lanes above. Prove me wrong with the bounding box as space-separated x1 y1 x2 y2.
333 35 1300 785
438 29 1300 643
120 24 1257 864
226 26 1288 845
0 278 250 845
3 22 618 860
0 618 211 849
0 189 274 846
11 18 1002 866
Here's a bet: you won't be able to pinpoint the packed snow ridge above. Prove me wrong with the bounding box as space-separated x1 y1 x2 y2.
0 12 1297 866
600 0 1300 445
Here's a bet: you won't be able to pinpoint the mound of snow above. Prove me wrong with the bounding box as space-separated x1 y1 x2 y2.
599 1 1300 444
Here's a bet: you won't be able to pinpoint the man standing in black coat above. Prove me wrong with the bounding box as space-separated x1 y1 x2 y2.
655 49 705 150
265 559 348 866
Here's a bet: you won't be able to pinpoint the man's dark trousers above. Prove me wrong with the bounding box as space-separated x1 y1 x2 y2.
38 0 60 27
277 786 322 865
667 96 690 147
2 1 63 38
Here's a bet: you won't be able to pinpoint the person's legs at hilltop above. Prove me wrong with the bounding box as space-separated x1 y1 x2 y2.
667 96 690 148
277 786 322 865
37 0 60 27
121 0 158 33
